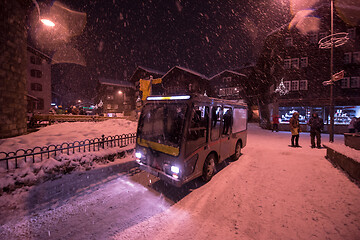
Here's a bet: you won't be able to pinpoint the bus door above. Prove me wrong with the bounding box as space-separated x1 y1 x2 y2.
210 105 222 157
220 106 233 160
185 105 209 175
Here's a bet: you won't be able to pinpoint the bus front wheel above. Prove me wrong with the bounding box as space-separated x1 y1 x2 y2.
202 154 216 182
232 141 242 160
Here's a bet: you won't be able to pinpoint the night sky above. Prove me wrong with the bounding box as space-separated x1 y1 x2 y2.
32 0 292 104
53 0 290 77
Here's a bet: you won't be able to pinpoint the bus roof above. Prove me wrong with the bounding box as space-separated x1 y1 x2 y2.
146 94 247 107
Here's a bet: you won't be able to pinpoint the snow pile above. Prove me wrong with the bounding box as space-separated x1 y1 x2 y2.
324 142 360 163
0 118 137 153
0 119 137 194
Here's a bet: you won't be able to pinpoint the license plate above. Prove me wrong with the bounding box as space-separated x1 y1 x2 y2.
146 166 159 177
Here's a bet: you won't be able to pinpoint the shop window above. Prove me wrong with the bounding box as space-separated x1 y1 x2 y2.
284 59 291 69
308 33 318 44
113 104 119 109
344 52 352 64
299 80 308 90
107 104 112 109
340 77 350 88
279 107 307 124
291 81 299 91
353 52 360 64
291 58 299 69
348 28 356 39
107 95 114 100
31 83 42 91
283 81 291 91
332 106 359 125
285 37 293 47
350 77 360 88
300 57 308 68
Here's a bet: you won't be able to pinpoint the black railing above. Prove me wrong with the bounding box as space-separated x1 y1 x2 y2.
0 133 136 170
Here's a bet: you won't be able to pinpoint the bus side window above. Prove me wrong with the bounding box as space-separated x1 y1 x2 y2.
222 107 232 135
186 106 208 156
211 106 222 141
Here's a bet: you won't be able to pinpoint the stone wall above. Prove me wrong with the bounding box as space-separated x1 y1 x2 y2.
0 0 31 138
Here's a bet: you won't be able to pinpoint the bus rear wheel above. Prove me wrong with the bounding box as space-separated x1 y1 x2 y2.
232 141 242 160
202 154 216 182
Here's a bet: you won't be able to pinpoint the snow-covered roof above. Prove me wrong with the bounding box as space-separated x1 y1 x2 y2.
265 23 289 39
99 78 135 88
128 66 165 82
163 66 209 80
27 46 52 63
210 70 247 80
137 66 165 76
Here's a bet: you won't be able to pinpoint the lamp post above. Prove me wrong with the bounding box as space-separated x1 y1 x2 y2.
329 0 334 142
118 90 124 113
319 1 349 142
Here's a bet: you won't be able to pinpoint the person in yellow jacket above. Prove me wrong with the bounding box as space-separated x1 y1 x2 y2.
289 112 300 147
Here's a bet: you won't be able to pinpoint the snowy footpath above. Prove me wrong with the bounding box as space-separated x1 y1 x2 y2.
0 123 359 240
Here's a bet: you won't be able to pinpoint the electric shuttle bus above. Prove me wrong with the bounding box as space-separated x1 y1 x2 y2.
135 94 247 187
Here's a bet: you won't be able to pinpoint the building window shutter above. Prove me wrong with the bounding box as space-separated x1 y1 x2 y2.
300 57 308 68
341 77 350 88
350 77 360 88
291 58 299 69
299 80 308 90
284 59 291 69
284 81 291 91
291 81 299 91
344 52 352 64
285 37 293 46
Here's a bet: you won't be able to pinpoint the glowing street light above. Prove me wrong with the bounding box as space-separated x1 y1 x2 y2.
40 18 55 27
118 90 123 94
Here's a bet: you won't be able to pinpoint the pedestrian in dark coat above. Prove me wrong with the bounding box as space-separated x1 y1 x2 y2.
289 112 300 147
308 113 324 148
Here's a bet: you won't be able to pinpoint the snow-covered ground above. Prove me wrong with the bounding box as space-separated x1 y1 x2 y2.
1 123 359 240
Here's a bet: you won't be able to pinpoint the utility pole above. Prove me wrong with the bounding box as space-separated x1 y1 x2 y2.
329 0 334 142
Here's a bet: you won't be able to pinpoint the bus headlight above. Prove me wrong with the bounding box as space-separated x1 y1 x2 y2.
171 166 180 174
135 152 142 163
135 152 142 159
171 166 180 179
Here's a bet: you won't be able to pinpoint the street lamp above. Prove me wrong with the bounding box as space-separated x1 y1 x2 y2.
318 0 348 142
40 18 55 27
118 90 124 113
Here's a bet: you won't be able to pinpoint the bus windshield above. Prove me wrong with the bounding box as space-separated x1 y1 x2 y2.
137 103 187 150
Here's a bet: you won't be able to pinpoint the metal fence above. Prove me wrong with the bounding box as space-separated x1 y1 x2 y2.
0 133 136 170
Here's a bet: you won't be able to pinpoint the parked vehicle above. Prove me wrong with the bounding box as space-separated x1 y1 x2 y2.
135 94 247 187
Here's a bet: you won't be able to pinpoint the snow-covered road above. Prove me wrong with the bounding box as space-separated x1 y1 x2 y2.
1 124 359 240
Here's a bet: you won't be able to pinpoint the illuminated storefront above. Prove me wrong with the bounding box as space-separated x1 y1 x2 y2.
278 106 360 125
